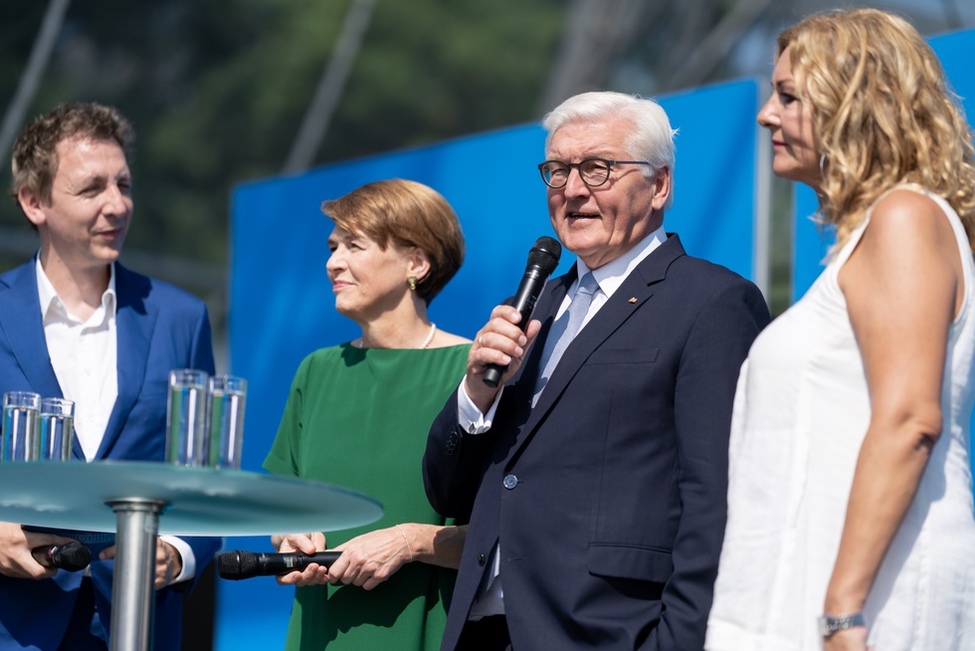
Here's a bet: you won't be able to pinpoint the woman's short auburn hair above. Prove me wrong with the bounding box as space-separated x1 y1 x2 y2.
322 179 465 304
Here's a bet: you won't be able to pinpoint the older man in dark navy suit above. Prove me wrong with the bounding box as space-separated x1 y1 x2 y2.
423 91 771 651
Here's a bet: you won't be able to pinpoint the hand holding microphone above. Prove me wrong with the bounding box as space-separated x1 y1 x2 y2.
216 549 341 581
481 236 562 388
31 542 92 572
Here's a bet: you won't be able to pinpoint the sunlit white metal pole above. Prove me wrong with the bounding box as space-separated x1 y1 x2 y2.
108 499 167 651
0 0 71 162
281 0 378 173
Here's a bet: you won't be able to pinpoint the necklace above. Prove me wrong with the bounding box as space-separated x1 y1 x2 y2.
357 322 437 349
420 322 437 349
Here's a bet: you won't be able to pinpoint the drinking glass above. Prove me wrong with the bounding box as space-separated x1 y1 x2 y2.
2 391 41 462
165 369 208 466
206 375 247 469
40 398 75 461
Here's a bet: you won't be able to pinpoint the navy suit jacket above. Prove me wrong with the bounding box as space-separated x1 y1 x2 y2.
0 259 221 651
424 235 770 650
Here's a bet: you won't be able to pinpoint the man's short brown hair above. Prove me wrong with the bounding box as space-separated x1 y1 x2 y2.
10 102 134 205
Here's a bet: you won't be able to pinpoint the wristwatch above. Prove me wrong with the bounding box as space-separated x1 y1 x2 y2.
818 612 866 638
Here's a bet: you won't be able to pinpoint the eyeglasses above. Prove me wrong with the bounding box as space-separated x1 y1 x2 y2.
537 158 655 189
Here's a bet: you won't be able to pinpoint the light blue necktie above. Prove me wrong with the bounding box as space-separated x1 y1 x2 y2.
533 272 599 405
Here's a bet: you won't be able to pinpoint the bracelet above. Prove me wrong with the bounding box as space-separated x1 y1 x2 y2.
396 524 414 563
818 612 866 638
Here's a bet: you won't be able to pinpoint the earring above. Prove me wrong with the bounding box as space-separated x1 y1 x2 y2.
819 153 827 179
407 276 418 292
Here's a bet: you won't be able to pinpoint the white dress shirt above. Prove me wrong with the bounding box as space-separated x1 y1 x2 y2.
36 258 118 461
35 257 195 583
458 226 668 618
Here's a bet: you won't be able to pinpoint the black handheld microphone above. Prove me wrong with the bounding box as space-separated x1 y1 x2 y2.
31 542 92 572
483 236 562 388
216 549 342 581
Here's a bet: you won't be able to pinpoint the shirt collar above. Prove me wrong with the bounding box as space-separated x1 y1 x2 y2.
35 254 118 322
575 224 667 299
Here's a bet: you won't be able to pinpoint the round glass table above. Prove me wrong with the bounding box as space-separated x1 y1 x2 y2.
0 460 383 651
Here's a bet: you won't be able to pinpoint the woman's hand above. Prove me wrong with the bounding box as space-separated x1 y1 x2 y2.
824 626 870 651
270 532 329 587
326 525 415 591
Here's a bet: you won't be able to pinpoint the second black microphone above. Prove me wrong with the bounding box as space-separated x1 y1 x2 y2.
216 549 342 580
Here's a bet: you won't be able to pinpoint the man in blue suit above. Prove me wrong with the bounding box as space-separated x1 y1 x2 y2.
0 102 220 650
423 91 771 650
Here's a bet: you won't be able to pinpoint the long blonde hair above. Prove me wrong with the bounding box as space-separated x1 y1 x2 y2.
779 8 975 251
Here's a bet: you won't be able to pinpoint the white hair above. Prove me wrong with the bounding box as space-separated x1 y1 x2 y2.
541 91 677 210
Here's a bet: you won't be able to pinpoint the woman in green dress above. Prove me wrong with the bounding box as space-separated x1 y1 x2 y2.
264 179 471 650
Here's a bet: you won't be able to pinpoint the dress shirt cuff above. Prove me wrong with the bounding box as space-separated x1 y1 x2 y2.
161 535 195 585
457 380 503 434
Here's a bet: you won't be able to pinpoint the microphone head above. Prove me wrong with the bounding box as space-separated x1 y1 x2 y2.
528 236 562 275
55 542 92 572
216 550 259 580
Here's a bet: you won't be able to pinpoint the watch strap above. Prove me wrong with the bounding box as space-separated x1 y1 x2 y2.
818 612 866 637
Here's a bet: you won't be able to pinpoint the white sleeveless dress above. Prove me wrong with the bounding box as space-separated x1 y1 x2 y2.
705 186 975 651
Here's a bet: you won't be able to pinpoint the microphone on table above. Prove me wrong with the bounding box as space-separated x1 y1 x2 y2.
31 542 92 572
216 549 342 581
483 236 562 388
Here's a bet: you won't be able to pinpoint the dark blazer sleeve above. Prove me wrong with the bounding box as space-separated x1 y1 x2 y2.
423 279 568 523
648 276 769 650
423 388 496 521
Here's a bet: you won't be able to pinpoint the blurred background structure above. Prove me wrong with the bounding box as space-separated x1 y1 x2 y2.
1 0 972 338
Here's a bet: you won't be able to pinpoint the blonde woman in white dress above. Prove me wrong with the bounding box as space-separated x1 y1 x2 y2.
706 8 975 651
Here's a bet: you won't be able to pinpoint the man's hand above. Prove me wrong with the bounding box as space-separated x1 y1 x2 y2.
98 538 184 589
0 522 76 579
465 305 541 412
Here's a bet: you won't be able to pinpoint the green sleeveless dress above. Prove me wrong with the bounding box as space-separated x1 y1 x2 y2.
264 343 470 651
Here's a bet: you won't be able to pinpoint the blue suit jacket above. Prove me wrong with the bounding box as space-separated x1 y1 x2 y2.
0 259 221 651
424 235 771 650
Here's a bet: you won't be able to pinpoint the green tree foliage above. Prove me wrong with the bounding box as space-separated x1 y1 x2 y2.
0 0 564 266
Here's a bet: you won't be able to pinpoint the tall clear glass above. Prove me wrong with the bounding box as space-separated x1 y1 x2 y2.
3 391 41 462
40 397 75 461
166 369 208 466
206 375 247 469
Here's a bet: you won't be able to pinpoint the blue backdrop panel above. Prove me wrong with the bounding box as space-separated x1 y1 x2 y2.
661 80 762 280
217 78 761 649
793 27 975 299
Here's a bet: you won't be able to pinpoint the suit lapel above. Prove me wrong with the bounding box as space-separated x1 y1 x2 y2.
0 260 63 398
96 264 156 459
510 235 687 460
517 268 577 389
